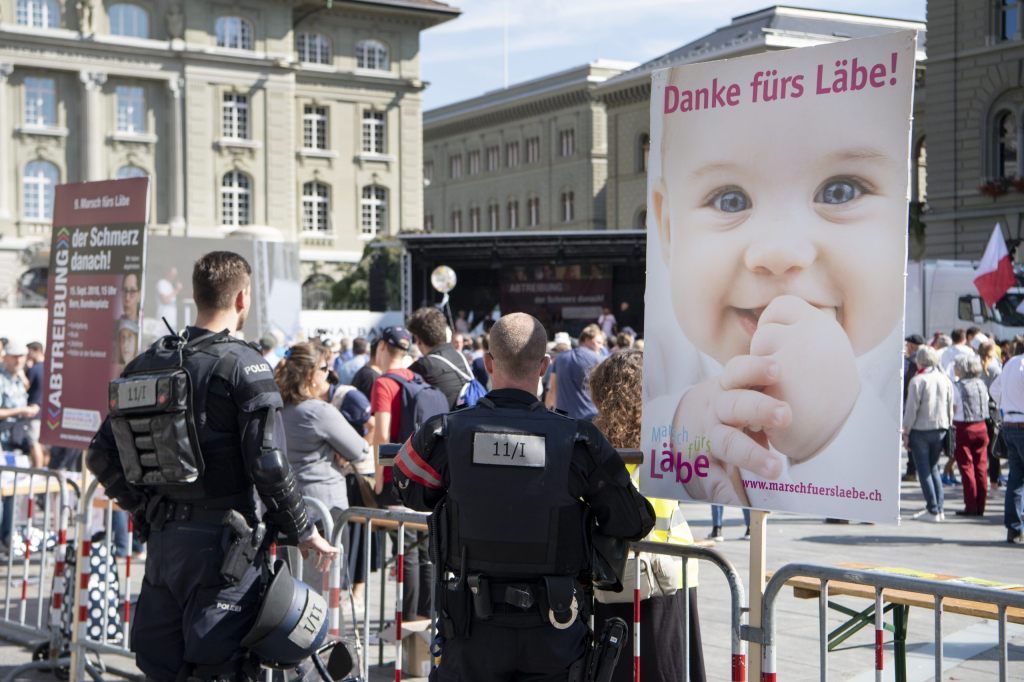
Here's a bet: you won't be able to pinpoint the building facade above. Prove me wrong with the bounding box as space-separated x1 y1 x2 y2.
422 61 636 235
925 1 1024 260
423 6 925 236
0 0 457 307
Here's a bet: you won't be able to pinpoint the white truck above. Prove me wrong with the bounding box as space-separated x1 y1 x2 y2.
905 260 1024 341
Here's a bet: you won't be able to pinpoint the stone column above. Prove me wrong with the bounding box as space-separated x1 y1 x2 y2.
167 77 186 232
79 71 107 181
0 64 13 220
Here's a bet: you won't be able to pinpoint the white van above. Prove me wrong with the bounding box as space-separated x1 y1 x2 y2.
905 260 1024 341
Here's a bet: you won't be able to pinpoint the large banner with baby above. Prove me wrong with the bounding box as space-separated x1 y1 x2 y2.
641 31 916 522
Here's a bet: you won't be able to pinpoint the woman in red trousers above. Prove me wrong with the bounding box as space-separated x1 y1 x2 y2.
952 354 990 516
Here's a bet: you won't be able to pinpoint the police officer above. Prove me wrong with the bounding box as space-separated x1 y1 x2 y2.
86 251 337 681
394 312 655 681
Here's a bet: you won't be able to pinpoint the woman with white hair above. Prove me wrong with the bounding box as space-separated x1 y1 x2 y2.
952 354 990 516
903 345 954 521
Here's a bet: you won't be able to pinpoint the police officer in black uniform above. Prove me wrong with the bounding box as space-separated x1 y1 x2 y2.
86 251 337 681
394 312 655 682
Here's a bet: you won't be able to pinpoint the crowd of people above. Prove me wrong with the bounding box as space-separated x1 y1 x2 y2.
902 326 1023 544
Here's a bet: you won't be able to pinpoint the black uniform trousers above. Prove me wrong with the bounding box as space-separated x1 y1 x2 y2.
132 521 262 681
433 619 587 682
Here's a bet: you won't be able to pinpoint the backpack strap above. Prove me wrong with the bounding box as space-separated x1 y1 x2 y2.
383 371 413 387
428 353 472 382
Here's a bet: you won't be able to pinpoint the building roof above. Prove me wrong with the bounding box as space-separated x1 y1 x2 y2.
424 59 636 131
598 5 926 95
339 0 460 16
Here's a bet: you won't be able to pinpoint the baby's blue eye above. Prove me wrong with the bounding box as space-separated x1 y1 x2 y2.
713 189 750 213
817 179 861 204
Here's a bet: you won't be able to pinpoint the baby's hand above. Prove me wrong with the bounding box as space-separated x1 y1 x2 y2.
674 355 789 503
750 295 859 461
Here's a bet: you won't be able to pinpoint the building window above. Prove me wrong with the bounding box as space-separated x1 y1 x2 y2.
424 161 433 183
23 77 56 128
116 85 145 134
560 191 575 222
109 4 148 38
361 185 387 237
488 203 499 231
449 154 463 179
362 111 385 154
507 200 519 229
451 209 462 232
486 146 499 172
636 208 647 229
302 181 330 232
559 128 575 157
116 165 147 179
469 207 480 232
526 136 540 164
296 33 331 64
914 138 927 204
506 141 520 168
16 0 58 28
527 197 540 227
997 110 1018 179
356 40 389 70
303 105 328 150
1001 1 1022 41
215 16 253 50
221 171 251 226
22 160 58 221
222 93 249 139
468 150 481 175
424 214 434 232
639 133 650 173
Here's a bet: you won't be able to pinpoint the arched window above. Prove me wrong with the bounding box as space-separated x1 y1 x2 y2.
16 0 58 28
296 33 331 64
115 165 147 179
638 133 650 173
221 171 251 226
356 40 389 71
302 181 330 232
997 110 1018 179
302 273 334 310
360 185 387 237
22 160 58 221
215 16 253 50
109 4 149 38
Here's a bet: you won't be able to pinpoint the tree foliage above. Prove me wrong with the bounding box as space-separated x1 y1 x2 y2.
331 240 402 310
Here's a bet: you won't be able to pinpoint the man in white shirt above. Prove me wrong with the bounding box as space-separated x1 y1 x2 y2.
941 328 975 378
988 352 1024 544
967 326 990 351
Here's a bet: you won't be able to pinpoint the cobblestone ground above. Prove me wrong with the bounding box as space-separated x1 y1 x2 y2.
0 469 1021 681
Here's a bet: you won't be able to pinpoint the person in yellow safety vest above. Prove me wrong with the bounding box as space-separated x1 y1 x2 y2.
589 349 706 682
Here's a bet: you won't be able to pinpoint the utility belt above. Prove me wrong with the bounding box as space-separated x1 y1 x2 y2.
440 573 583 636
144 492 256 531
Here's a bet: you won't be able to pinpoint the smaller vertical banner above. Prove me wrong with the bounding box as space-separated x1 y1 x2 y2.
42 177 149 449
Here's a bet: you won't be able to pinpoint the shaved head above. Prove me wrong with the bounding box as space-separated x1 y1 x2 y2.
489 313 548 379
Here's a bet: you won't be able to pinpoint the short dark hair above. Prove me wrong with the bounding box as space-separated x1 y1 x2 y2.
192 251 251 312
352 337 368 355
966 326 981 337
406 307 447 347
26 342 43 353
951 328 966 344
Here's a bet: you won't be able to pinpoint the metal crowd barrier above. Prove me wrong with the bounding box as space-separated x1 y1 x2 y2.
322 507 749 682
0 464 74 662
757 563 1024 682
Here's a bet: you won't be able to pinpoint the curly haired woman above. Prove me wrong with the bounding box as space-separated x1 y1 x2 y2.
589 349 706 682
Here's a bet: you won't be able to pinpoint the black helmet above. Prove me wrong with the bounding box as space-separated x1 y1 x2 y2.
241 560 329 669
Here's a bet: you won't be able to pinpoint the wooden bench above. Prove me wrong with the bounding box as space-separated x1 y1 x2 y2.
778 562 1024 681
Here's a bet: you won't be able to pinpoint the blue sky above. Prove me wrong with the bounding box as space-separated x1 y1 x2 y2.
420 1 926 110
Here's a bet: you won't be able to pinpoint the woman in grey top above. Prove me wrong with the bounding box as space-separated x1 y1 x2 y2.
274 342 370 525
902 345 953 521
952 354 990 516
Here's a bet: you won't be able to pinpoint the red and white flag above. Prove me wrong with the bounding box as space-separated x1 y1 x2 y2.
974 224 1016 308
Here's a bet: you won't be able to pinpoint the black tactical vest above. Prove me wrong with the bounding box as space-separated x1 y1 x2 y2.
109 331 251 502
442 400 587 579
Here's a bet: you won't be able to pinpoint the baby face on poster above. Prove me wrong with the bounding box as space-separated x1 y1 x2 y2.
648 35 912 508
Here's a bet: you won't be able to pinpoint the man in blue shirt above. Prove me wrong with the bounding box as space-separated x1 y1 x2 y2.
545 324 605 421
338 337 370 386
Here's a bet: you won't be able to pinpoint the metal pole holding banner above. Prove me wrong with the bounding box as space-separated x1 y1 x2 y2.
748 510 768 682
